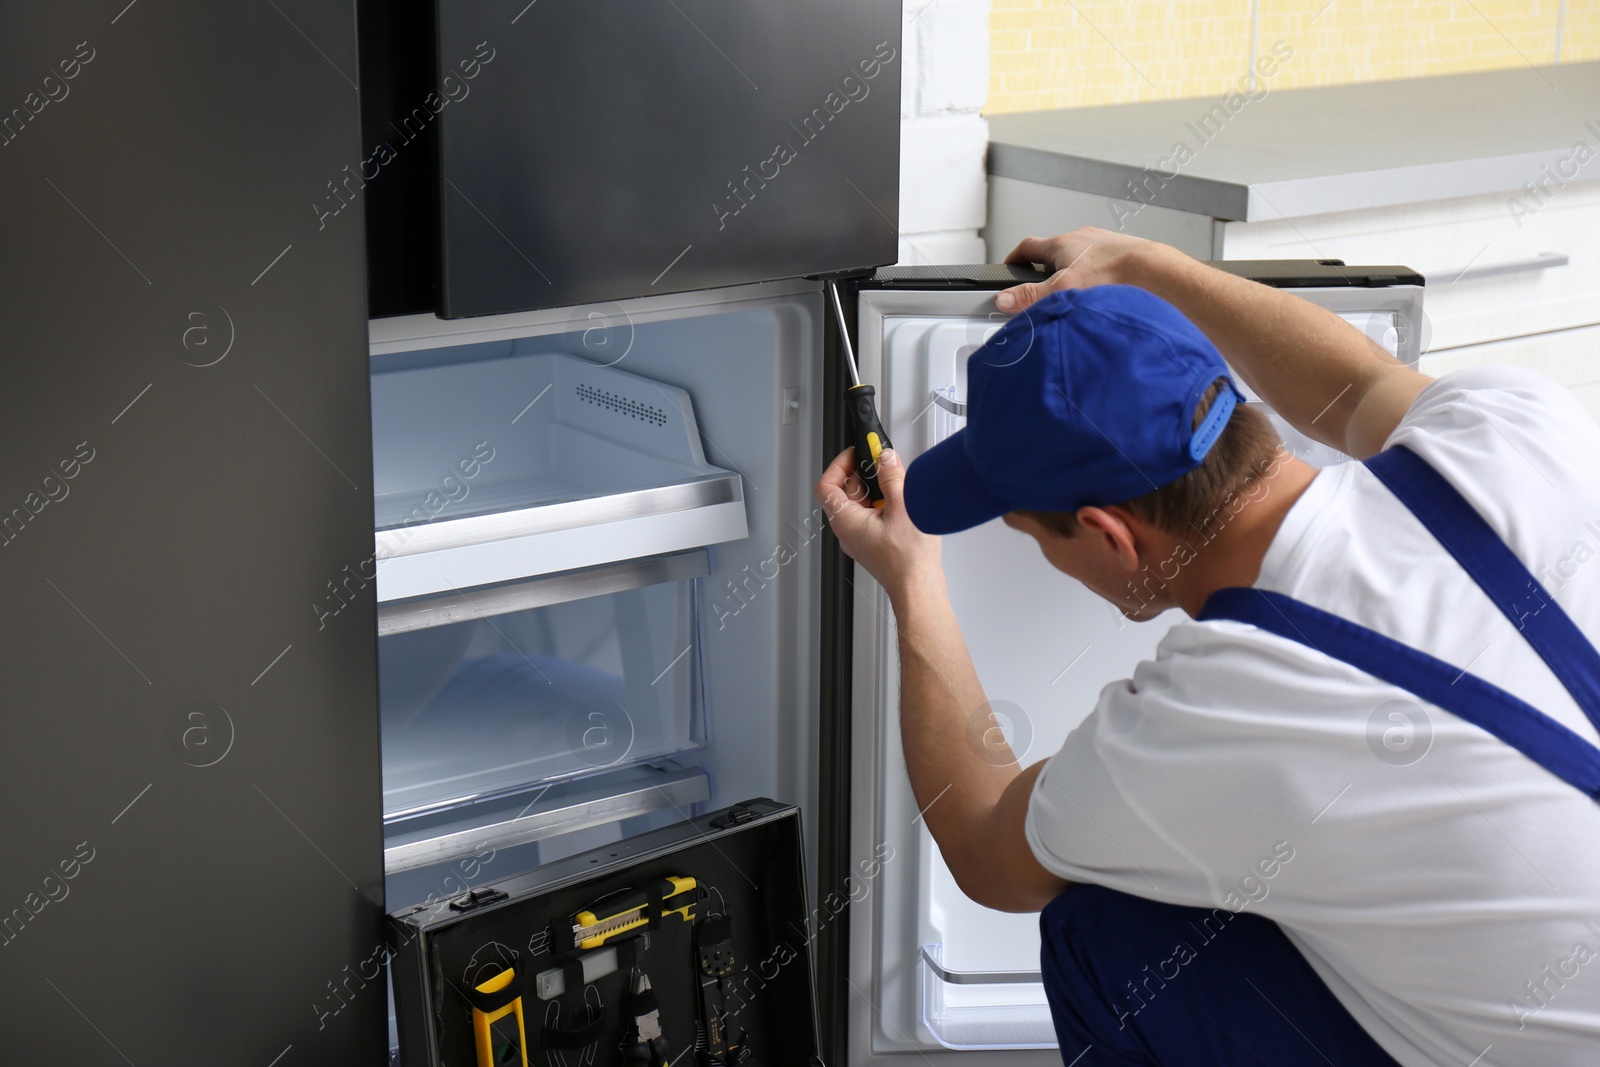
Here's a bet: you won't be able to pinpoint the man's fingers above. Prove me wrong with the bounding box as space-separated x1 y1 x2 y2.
875 447 906 504
998 236 1077 312
819 446 856 490
1004 236 1068 268
996 280 1038 312
1003 235 1056 267
815 451 852 511
816 447 872 515
816 481 852 521
996 273 1073 314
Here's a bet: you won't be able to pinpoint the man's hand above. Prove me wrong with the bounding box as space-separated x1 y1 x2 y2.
994 226 1430 458
996 228 1171 313
817 445 1068 912
814 446 940 598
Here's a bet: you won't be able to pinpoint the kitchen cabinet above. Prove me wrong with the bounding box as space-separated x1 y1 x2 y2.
1417 322 1600 419
985 62 1600 423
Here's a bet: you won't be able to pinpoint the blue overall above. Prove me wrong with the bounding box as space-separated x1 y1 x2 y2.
1040 446 1600 1066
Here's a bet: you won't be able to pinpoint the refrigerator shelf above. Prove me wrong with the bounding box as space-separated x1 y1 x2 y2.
382 762 710 875
377 549 710 636
371 350 748 602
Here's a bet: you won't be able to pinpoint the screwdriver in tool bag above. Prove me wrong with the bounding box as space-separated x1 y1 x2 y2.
828 280 893 509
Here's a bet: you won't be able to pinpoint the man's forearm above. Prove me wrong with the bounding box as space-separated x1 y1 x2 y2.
888 569 1019 896
1116 243 1420 457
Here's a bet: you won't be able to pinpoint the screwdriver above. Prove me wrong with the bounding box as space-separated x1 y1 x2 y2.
828 280 893 508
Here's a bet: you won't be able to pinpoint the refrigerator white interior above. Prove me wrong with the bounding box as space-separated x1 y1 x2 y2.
855 291 1404 1054
369 279 825 912
371 281 825 1055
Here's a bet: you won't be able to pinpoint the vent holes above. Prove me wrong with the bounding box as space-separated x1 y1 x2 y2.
575 383 667 427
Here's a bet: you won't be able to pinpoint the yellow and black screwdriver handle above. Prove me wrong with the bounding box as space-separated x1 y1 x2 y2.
845 382 892 509
829 281 893 508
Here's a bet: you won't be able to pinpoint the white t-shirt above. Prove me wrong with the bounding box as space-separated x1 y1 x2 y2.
1026 365 1600 1067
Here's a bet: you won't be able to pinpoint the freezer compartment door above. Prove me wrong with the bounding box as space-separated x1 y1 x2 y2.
844 271 1426 1057
424 0 901 317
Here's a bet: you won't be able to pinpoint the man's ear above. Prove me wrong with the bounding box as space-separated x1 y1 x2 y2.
1075 506 1142 572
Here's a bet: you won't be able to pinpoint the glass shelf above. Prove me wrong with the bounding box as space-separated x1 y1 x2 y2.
382 762 710 875
378 555 706 820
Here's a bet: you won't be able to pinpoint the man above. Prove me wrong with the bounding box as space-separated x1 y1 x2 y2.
815 228 1600 1065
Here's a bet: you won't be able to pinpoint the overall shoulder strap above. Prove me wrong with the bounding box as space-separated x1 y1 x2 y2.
1199 587 1600 800
1365 445 1600 735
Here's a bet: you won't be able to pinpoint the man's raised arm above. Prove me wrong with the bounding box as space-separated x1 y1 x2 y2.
997 229 1431 460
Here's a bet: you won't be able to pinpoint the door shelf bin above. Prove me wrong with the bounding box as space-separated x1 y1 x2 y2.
371 350 748 602
378 552 707 821
920 942 1057 1051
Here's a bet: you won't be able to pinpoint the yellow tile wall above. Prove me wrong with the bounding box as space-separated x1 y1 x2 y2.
988 0 1600 114
1570 0 1600 61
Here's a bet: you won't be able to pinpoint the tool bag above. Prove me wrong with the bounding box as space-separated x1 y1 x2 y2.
390 798 825 1067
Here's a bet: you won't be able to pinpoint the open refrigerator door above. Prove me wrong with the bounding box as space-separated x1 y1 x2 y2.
841 265 1423 1062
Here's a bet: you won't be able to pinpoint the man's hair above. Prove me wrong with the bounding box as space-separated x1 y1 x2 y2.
1016 379 1283 539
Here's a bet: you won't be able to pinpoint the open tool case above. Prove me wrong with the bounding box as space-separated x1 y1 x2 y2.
390 799 824 1067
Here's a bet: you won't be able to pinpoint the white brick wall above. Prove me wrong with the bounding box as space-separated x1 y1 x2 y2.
897 0 990 265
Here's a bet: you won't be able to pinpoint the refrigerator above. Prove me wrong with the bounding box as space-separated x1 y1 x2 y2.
372 258 1423 1066
0 1 1425 1064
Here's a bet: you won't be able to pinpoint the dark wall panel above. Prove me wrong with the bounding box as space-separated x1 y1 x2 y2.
0 1 384 1063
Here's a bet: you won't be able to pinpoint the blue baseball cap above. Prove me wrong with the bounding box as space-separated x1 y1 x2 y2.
904 286 1245 535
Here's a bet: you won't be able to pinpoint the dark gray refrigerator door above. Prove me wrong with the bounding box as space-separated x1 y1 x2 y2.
0 3 383 1064
433 0 902 317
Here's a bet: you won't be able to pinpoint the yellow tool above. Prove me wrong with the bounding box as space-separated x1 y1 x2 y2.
570 876 696 950
829 280 894 508
469 963 528 1067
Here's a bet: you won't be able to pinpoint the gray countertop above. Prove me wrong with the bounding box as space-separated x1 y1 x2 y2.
987 62 1600 221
